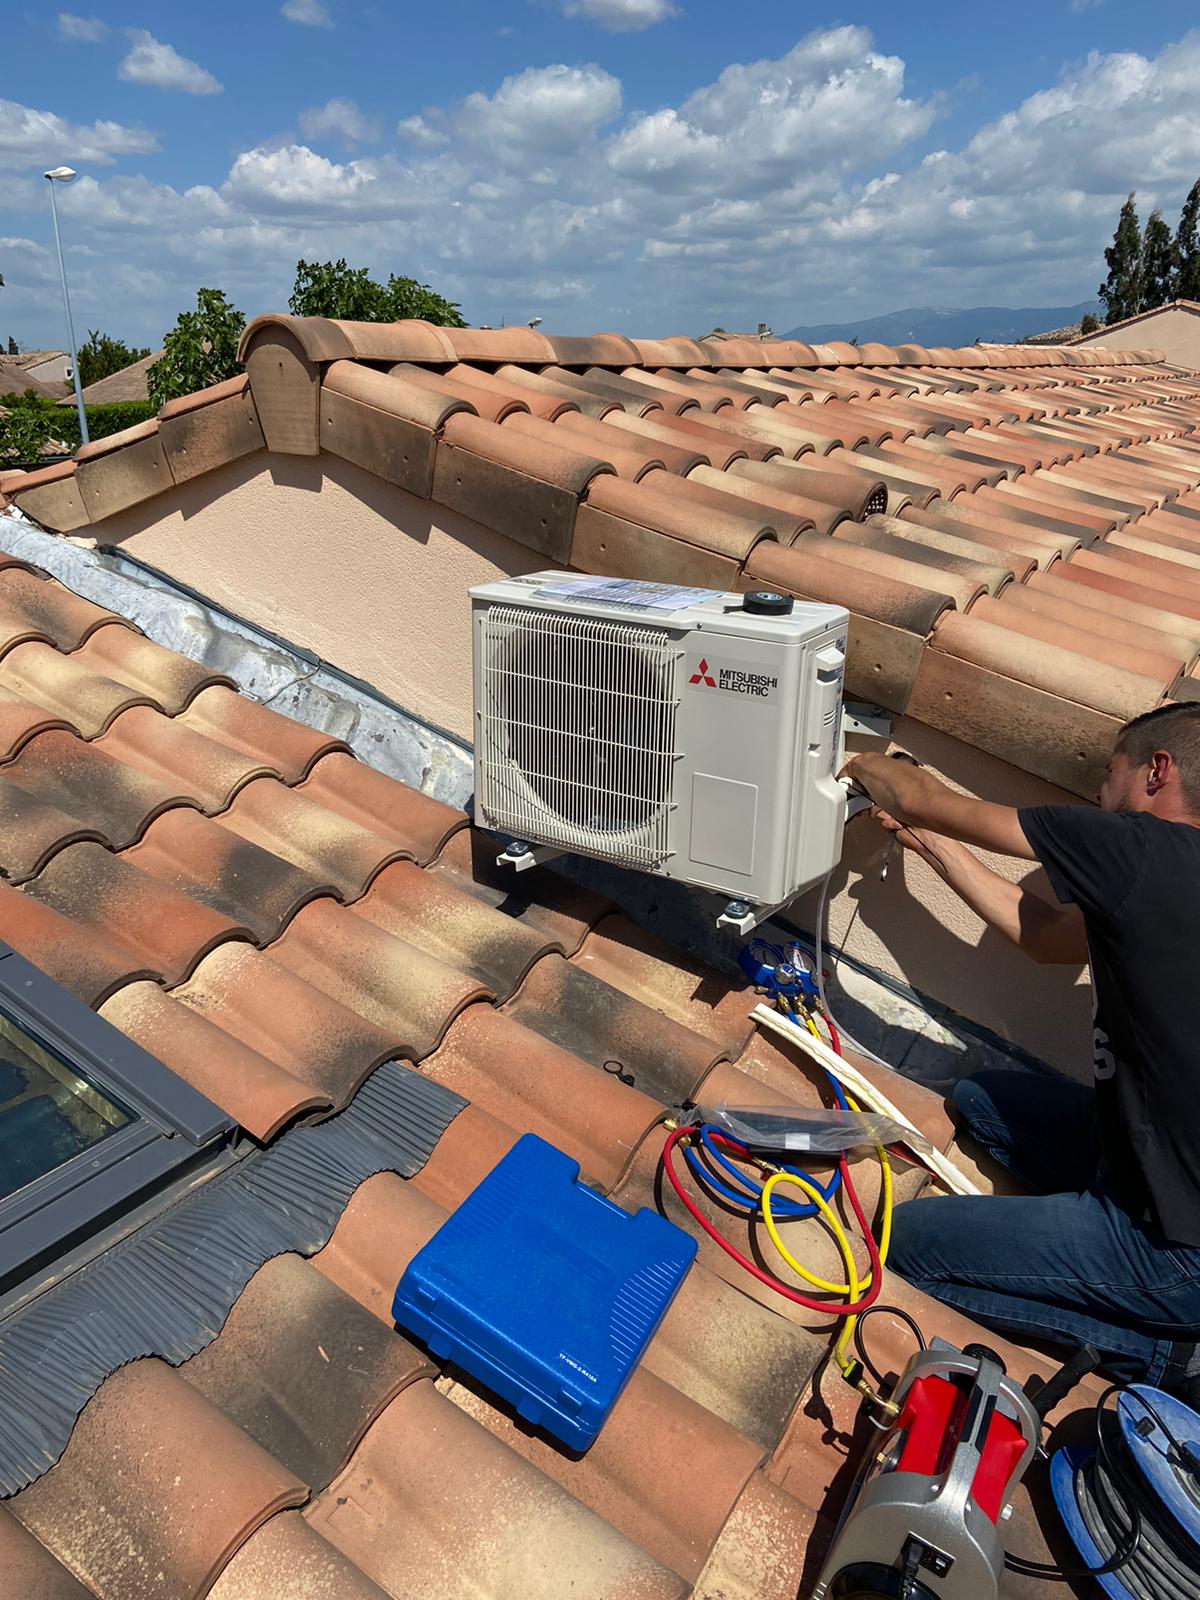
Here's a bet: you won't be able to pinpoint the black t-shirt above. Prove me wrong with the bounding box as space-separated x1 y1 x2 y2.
1018 805 1200 1246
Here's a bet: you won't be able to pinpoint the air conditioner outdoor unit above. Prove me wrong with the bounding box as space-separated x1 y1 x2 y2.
470 573 850 928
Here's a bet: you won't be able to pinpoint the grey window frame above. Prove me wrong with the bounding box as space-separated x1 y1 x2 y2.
0 943 236 1296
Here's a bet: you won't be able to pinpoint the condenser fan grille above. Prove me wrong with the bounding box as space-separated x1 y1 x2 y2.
477 604 682 867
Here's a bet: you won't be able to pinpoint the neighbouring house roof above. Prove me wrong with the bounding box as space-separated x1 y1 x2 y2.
65 348 163 407
1020 323 1084 345
0 363 72 402
0 534 1104 1596
0 351 66 371
3 320 1200 804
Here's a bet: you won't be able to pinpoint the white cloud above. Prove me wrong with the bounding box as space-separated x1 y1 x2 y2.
457 64 622 154
118 30 222 95
559 0 679 29
57 13 108 41
9 27 1200 349
0 98 158 168
282 0 333 26
298 98 381 145
396 114 448 149
223 145 390 214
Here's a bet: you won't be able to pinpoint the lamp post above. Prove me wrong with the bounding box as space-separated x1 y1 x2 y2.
43 166 88 447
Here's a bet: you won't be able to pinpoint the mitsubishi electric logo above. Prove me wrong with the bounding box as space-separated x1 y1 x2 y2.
687 656 778 700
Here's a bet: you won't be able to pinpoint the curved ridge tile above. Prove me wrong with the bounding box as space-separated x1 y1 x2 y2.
443 1364 764 1583
0 1508 92 1600
0 572 131 660
0 683 75 761
215 777 410 901
353 858 558 1000
97 704 278 810
504 952 725 1104
72 627 234 714
121 807 337 945
0 881 151 1006
1 728 196 861
182 1254 434 1491
421 1005 662 1189
268 897 491 1060
0 642 155 739
24 841 251 989
208 1512 393 1600
298 751 467 865
572 913 756 1056
176 685 351 783
9 1360 307 1600
100 980 328 1139
164 941 411 1108
304 1379 688 1600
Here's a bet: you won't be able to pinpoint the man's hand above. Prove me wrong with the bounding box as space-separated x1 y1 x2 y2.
871 807 956 878
841 752 1036 860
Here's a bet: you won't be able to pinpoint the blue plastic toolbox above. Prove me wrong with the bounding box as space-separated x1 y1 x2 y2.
391 1133 697 1449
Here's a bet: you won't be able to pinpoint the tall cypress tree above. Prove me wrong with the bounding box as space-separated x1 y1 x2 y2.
1141 209 1176 311
1176 179 1200 302
1099 192 1144 324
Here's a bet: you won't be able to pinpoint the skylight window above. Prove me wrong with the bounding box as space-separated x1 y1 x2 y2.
0 943 236 1306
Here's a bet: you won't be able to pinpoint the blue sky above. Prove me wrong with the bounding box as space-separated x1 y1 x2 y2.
2 2 1198 348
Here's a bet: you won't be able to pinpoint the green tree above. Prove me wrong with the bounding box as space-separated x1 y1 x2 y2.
1079 312 1101 336
289 258 466 326
1099 192 1144 325
5 336 17 356
1175 179 1200 302
1140 209 1176 311
0 391 73 465
147 289 246 409
76 329 151 390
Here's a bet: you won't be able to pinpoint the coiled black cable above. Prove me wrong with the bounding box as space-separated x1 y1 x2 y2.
1006 1387 1200 1594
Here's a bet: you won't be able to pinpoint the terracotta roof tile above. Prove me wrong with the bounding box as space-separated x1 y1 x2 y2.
207 1512 393 1600
443 1364 763 1582
505 409 661 480
305 1380 689 1600
182 1253 434 1490
9 1361 306 1600
120 805 332 943
744 538 951 637
268 896 489 1057
0 880 149 1004
503 951 725 1104
429 825 610 953
0 572 131 659
178 685 348 783
97 704 277 808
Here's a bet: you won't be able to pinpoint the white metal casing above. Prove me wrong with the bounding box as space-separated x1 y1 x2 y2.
470 573 849 909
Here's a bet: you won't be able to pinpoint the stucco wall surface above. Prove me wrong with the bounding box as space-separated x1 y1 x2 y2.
1076 306 1200 367
94 451 539 742
90 450 1095 1076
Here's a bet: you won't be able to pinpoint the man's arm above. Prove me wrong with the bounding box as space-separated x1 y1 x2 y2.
842 753 1037 859
886 820 1089 964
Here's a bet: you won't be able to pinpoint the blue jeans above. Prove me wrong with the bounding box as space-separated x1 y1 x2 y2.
888 1070 1200 1383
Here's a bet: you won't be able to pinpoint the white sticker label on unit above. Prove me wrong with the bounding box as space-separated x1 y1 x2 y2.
686 652 779 702
538 577 721 613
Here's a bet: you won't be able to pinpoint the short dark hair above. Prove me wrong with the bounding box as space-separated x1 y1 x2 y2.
1117 702 1200 809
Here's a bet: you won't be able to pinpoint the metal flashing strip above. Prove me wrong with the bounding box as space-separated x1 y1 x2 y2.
0 1061 465 1496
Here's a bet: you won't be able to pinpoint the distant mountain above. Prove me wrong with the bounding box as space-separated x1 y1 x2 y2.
781 302 1102 348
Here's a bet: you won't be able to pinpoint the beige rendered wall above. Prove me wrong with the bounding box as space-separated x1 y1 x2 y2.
92 451 541 742
91 449 1093 1074
1076 305 1200 366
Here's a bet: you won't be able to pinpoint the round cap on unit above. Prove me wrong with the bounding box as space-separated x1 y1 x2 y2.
743 591 794 616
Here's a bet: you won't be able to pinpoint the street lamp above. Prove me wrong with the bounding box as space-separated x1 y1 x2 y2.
43 166 88 447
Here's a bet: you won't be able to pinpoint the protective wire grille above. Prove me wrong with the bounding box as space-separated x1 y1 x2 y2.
477 603 682 868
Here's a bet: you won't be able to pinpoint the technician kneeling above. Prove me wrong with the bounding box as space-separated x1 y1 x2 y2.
842 702 1200 1401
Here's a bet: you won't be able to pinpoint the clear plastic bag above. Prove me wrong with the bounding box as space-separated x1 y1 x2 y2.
690 1103 906 1154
